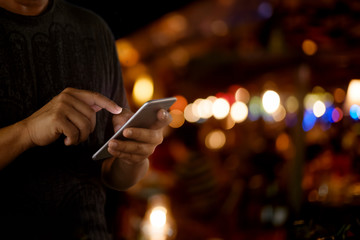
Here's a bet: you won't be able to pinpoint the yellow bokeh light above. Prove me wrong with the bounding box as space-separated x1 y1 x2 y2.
169 110 185 128
224 115 236 130
116 39 140 67
230 101 248 123
184 103 200 123
285 96 299 113
313 100 326 117
213 98 230 119
302 39 318 56
235 87 250 103
205 130 226 150
197 99 213 119
272 105 286 122
262 90 280 114
345 79 360 107
132 75 154 106
304 93 318 111
149 206 167 228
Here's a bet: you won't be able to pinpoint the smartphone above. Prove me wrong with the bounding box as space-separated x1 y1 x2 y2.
92 97 177 160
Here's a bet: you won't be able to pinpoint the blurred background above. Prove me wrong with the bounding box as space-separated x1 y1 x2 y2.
68 0 360 239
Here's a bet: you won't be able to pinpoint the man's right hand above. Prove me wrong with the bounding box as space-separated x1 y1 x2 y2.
21 87 122 147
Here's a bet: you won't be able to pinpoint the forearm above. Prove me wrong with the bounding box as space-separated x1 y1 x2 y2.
0 121 34 170
101 157 149 191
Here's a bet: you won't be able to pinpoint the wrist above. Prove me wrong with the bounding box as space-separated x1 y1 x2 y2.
15 120 36 150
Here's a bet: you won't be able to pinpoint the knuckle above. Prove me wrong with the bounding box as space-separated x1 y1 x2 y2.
63 87 74 93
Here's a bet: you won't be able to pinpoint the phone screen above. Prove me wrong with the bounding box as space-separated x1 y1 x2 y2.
92 97 177 160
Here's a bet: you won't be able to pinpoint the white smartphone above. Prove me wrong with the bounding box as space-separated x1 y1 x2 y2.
92 97 177 160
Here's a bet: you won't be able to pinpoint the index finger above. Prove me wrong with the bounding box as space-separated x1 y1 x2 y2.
64 88 122 114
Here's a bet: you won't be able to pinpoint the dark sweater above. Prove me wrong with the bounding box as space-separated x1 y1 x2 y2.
0 1 127 239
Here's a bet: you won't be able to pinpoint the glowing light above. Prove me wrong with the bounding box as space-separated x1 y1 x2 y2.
262 90 280 114
304 93 318 111
166 14 187 34
313 100 326 117
318 184 328 197
230 101 248 123
170 95 188 112
272 105 286 122
116 39 139 67
302 39 318 56
150 207 167 228
224 116 236 130
258 2 273 19
302 110 316 131
349 105 360 120
212 98 230 119
276 133 290 152
331 107 343 123
205 130 226 150
184 103 200 123
285 96 299 113
249 96 262 121
132 75 154 106
210 20 228 36
334 88 346 103
169 110 185 128
197 99 213 119
345 79 360 114
235 88 250 103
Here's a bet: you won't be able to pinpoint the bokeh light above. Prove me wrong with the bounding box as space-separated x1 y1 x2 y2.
262 90 280 114
272 105 286 122
235 87 250 103
132 75 154 106
213 98 230 119
170 95 188 112
169 109 185 128
149 206 167 228
285 96 299 113
276 133 290 152
249 96 262 121
331 107 343 123
258 2 273 19
205 129 226 150
116 39 140 67
313 100 326 118
184 103 201 123
302 39 318 56
197 98 214 119
211 20 229 36
230 101 248 123
349 105 360 120
334 88 346 103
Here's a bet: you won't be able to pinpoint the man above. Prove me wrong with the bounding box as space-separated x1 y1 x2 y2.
0 0 171 239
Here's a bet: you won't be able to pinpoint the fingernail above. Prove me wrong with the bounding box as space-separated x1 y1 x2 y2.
64 137 71 146
115 106 122 114
109 141 117 148
161 110 169 120
124 129 132 137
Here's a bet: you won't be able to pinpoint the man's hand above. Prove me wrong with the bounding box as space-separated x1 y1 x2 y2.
21 87 122 147
107 108 172 165
101 108 172 190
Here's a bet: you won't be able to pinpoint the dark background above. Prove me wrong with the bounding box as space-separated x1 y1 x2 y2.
65 0 198 39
